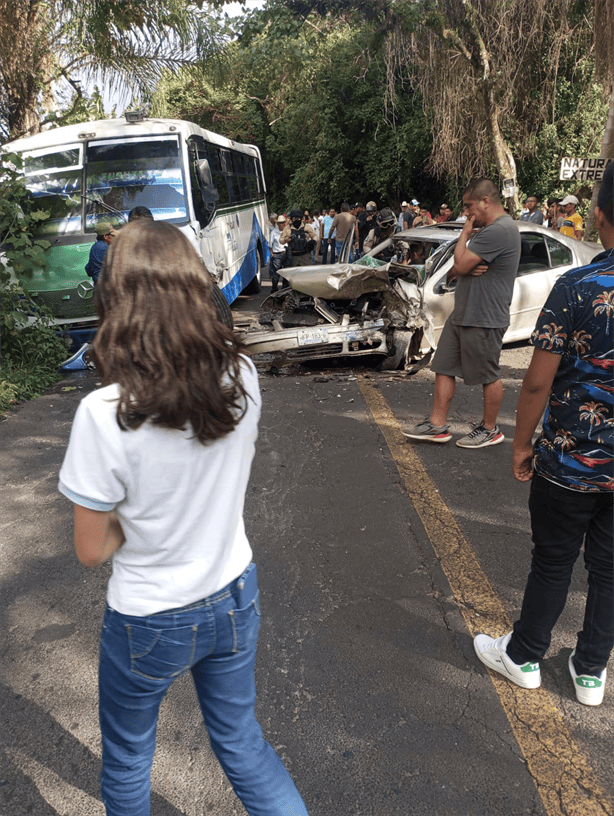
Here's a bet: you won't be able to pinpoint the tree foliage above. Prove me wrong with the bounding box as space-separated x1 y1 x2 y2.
153 6 441 211
0 152 69 412
283 0 609 217
0 0 228 139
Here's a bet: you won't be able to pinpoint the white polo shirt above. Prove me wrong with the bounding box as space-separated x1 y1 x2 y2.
59 357 260 616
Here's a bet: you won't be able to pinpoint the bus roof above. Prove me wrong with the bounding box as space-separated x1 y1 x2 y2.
3 117 260 156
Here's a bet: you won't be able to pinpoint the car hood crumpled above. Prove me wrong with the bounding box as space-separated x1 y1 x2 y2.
283 263 390 300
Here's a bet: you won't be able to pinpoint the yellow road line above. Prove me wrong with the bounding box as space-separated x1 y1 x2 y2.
358 374 612 816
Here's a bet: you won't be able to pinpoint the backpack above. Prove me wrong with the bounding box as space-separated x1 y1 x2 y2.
289 228 313 255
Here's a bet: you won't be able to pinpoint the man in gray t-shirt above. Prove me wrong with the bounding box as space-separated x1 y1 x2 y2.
405 178 521 449
453 214 520 329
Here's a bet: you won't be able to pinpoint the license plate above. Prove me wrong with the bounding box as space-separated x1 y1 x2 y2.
297 328 329 346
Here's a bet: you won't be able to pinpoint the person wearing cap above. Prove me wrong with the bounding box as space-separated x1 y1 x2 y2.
85 221 117 285
268 214 289 292
559 195 583 239
280 209 318 268
402 201 415 230
397 202 409 230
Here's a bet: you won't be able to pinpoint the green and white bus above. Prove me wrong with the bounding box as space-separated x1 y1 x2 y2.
3 114 269 344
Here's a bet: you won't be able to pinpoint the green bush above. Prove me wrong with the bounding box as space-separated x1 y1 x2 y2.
1 152 70 416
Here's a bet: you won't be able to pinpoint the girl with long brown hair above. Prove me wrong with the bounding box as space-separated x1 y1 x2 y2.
59 220 309 816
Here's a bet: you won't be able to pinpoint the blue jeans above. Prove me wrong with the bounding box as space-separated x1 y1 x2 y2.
508 476 613 675
98 563 309 816
335 239 353 264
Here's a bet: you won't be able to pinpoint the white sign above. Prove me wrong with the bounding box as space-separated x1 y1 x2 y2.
560 157 612 182
502 178 517 197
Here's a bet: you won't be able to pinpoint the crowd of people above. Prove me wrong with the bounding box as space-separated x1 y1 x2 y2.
267 193 586 276
519 193 585 239
266 200 452 275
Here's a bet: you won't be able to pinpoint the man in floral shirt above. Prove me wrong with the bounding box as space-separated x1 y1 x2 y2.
474 163 614 706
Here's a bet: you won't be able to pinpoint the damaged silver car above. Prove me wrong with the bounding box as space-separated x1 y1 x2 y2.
240 220 601 369
239 228 455 370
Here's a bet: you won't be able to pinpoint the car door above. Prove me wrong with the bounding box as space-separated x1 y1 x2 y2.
505 232 574 342
421 242 457 342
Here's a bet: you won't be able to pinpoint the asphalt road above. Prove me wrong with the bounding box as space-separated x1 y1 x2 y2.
1 280 612 816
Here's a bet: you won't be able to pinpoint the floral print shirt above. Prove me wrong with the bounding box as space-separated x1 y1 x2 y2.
530 247 614 492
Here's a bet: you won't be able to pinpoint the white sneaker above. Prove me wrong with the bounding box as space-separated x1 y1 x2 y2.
473 632 541 689
568 650 607 706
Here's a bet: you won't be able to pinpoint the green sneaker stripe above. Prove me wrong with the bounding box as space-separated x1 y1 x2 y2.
575 676 603 688
521 663 540 673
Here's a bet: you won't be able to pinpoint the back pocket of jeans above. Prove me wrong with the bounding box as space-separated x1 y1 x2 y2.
229 594 261 654
126 623 198 680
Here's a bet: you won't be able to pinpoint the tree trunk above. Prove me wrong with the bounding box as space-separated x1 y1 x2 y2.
484 89 521 215
7 86 43 137
584 84 614 242
1 0 48 138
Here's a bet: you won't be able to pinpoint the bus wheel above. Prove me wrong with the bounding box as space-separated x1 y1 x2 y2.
211 283 234 329
242 250 262 295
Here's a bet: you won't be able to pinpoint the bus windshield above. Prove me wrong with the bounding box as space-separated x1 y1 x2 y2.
84 135 188 229
23 143 83 236
21 134 188 236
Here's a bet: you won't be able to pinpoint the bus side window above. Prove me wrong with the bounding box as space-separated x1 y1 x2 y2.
247 157 260 200
207 146 230 207
188 137 219 228
188 140 208 227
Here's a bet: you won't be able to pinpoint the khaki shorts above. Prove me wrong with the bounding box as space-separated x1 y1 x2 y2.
432 320 506 385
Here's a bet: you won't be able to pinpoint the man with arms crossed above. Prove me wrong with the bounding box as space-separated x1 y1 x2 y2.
405 178 521 448
473 162 613 706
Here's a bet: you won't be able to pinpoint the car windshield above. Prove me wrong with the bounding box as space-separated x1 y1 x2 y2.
85 136 187 229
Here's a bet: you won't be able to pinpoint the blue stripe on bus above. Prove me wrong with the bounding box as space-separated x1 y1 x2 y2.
220 213 270 304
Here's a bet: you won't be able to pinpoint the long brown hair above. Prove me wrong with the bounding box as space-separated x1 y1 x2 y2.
92 220 248 444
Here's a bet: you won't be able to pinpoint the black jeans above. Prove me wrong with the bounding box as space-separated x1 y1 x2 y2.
321 239 335 264
508 475 613 676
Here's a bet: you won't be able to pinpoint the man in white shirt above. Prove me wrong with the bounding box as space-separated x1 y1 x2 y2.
268 214 288 292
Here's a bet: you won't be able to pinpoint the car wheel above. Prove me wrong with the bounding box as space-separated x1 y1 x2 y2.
242 250 262 295
379 329 412 370
211 283 234 329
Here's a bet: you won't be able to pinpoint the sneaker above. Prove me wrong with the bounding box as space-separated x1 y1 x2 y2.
473 632 541 689
568 650 606 706
403 419 452 443
456 423 504 449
